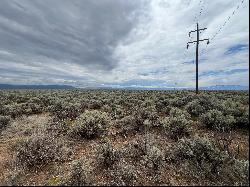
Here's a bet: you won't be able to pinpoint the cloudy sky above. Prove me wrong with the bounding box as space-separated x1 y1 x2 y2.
0 0 249 88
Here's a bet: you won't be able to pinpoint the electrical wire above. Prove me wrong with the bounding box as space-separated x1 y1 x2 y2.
199 0 246 57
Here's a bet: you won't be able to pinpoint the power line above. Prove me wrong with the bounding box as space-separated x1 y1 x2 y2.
197 0 206 23
199 0 246 57
184 0 205 63
193 0 203 23
212 0 244 41
183 0 206 63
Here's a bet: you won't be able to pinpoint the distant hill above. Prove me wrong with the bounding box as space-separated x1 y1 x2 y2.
0 84 75 89
0 84 248 90
95 85 249 91
201 85 249 91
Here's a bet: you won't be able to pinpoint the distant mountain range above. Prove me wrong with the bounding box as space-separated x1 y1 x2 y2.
0 84 248 90
96 85 249 91
200 85 249 91
0 84 75 89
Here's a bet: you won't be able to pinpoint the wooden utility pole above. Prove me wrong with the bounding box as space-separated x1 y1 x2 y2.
187 23 209 94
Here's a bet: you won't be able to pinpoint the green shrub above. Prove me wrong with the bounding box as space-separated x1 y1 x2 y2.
133 106 160 131
116 115 137 136
155 97 171 114
3 104 23 118
220 99 243 116
52 101 81 120
162 116 192 140
104 104 126 120
162 108 192 140
185 99 205 117
70 110 109 139
220 99 249 128
200 109 236 131
197 94 220 111
88 99 103 110
169 107 191 119
26 103 43 114
236 106 249 128
168 137 224 179
169 97 187 107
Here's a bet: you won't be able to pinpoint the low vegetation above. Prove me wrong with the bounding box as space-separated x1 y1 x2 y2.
69 110 109 139
0 90 248 186
12 132 72 171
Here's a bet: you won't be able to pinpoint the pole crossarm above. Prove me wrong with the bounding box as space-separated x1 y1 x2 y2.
189 30 196 37
199 38 210 44
187 41 197 44
189 28 207 37
199 39 209 41
187 38 209 45
198 28 207 31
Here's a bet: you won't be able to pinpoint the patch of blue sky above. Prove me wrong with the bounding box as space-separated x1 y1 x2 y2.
225 44 249 55
200 68 248 77
227 69 248 74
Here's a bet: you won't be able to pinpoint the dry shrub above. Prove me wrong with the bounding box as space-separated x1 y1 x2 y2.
98 141 121 168
44 159 92 186
168 136 249 185
110 161 138 186
0 115 11 131
1 168 24 186
12 133 72 171
123 134 155 161
44 116 69 136
69 110 109 139
142 146 164 172
61 159 92 186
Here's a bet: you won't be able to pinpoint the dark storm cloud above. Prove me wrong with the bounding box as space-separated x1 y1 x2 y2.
0 0 143 70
